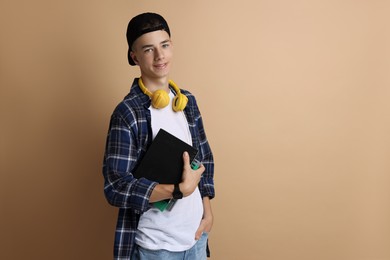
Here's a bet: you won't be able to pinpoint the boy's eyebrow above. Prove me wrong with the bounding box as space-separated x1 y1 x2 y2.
141 44 154 50
161 39 170 44
141 39 170 50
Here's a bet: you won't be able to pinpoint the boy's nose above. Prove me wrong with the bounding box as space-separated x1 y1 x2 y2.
154 47 164 61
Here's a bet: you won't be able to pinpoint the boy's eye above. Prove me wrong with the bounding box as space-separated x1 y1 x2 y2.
162 43 170 48
144 48 153 53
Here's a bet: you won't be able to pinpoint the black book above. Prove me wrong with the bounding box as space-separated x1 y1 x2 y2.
133 129 198 184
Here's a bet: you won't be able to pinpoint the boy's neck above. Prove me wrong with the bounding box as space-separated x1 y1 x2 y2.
140 76 169 93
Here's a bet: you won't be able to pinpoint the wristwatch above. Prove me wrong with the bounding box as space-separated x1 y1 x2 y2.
172 183 183 199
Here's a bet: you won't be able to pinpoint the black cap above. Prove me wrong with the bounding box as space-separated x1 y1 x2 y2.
126 13 171 66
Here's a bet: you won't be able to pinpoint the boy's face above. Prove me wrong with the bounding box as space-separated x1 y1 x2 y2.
130 30 173 81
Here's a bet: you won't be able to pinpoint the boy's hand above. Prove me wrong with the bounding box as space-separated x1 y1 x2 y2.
179 152 204 197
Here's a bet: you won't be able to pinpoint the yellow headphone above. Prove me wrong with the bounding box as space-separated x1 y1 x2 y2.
138 78 188 112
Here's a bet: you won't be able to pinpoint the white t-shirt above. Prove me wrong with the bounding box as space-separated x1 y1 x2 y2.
135 91 203 251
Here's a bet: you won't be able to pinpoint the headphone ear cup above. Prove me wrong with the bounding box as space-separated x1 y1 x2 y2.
172 93 188 112
151 90 170 109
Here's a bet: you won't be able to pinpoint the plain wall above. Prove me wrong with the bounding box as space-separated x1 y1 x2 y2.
1 1 389 259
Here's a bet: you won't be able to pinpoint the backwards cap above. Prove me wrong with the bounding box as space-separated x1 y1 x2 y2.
126 13 171 66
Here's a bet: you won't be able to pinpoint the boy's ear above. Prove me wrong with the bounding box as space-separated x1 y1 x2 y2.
130 51 139 65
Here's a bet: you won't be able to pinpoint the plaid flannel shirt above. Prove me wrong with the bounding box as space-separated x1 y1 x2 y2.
102 78 215 259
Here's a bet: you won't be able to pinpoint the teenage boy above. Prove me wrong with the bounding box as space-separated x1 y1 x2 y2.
102 13 215 260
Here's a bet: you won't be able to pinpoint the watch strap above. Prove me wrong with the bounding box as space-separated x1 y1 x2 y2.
173 183 183 199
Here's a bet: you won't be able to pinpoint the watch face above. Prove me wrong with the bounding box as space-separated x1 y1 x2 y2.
173 193 182 199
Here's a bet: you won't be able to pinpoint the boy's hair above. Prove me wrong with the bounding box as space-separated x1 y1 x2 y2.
126 12 171 66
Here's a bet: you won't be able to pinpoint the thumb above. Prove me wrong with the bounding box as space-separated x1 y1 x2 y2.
195 222 205 240
183 151 190 167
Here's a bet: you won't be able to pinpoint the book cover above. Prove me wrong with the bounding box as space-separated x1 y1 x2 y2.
133 128 198 184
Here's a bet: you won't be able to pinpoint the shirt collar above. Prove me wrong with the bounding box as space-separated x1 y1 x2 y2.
131 78 151 109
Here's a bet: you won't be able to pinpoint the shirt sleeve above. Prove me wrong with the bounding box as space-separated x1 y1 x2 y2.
103 113 157 212
197 116 215 199
189 96 215 199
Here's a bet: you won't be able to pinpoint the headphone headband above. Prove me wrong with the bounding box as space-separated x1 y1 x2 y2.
138 78 188 111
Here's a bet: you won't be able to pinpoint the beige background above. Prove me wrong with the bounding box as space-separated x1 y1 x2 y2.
1 1 389 259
